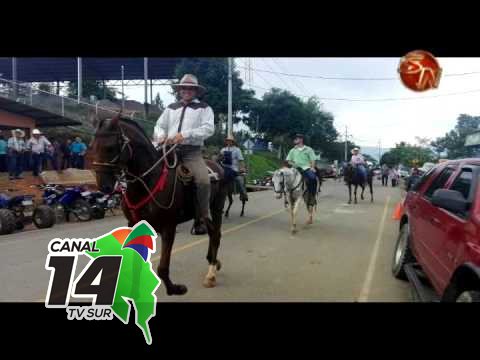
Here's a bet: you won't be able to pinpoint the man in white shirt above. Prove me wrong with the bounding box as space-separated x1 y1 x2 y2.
27 129 51 176
153 74 215 223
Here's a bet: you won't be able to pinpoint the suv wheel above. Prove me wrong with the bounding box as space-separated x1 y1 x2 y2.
456 291 480 302
392 222 416 280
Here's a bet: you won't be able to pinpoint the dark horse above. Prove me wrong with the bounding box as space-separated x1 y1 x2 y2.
91 114 228 295
224 174 247 218
344 164 374 204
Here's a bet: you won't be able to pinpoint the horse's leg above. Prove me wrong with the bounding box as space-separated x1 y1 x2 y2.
225 190 233 218
204 185 227 288
240 199 245 217
354 184 358 204
157 225 188 296
348 183 352 204
361 184 365 200
291 195 301 234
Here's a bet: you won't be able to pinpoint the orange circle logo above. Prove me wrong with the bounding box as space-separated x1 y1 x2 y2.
398 50 442 92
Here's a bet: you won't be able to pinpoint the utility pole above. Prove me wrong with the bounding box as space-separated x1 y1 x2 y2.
121 65 125 110
344 126 348 162
378 139 382 164
228 57 233 138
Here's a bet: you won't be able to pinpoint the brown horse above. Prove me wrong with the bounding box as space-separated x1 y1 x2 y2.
344 164 374 204
91 114 228 295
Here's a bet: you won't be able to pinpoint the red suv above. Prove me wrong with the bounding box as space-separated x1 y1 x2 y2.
392 158 480 302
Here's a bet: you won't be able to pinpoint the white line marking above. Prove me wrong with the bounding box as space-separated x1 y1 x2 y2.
357 195 391 302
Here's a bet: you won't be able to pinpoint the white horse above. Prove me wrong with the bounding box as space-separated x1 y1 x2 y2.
272 167 315 234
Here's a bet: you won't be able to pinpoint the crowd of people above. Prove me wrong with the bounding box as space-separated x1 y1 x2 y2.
0 129 88 180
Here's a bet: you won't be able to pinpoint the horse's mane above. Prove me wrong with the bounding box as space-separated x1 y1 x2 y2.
118 117 156 152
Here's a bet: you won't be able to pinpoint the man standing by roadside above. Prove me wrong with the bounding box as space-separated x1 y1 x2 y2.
7 129 26 180
381 163 389 186
71 137 87 169
27 129 52 176
60 139 72 169
221 135 249 202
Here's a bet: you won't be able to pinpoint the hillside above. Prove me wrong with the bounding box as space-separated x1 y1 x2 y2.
245 151 282 182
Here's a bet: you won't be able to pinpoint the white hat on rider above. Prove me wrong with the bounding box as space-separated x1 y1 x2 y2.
32 129 42 135
171 74 206 96
351 147 360 153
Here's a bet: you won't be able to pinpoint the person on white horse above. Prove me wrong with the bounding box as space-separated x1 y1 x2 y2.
286 134 318 208
272 134 317 234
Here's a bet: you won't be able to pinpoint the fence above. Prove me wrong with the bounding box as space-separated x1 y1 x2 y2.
0 77 156 136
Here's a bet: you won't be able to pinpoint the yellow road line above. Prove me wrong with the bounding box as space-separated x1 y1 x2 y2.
152 208 285 261
357 195 391 302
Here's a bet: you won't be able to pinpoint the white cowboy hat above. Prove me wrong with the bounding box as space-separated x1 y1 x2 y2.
13 129 25 137
32 129 42 135
172 74 206 96
351 147 360 153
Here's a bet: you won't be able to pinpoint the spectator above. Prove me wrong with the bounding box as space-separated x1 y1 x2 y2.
60 139 72 169
71 137 87 169
0 133 7 172
381 164 389 186
45 138 60 171
27 129 52 176
7 129 26 180
390 167 400 187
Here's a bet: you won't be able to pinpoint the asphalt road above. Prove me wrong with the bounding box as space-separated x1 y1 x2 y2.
0 178 411 302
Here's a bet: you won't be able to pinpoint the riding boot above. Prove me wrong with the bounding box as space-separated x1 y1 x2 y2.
192 183 211 235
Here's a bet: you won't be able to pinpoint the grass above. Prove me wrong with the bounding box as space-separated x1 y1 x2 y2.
244 151 282 182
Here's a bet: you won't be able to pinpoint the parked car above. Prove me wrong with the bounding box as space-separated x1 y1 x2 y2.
398 165 410 178
392 158 480 302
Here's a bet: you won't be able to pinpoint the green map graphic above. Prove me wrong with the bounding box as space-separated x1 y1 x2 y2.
86 222 160 345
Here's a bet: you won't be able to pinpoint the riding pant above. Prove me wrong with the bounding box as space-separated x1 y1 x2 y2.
177 145 211 219
303 168 318 195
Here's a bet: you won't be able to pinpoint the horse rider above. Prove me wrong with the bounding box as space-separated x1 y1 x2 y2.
153 74 215 227
286 134 317 206
221 135 249 202
350 147 367 181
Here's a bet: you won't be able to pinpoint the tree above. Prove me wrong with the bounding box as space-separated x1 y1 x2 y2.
173 58 255 122
154 93 164 112
67 80 117 101
431 114 480 159
37 83 53 93
381 142 435 167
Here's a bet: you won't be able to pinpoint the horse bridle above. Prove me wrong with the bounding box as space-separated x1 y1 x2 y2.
92 126 133 171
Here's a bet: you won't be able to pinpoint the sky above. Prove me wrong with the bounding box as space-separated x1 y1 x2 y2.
122 57 480 150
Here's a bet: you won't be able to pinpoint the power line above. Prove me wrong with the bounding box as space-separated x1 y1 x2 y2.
271 58 309 94
260 58 298 94
248 82 480 102
237 65 480 81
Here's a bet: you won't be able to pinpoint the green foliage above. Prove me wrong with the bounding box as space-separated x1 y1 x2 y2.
244 151 283 182
174 58 255 121
431 114 480 159
381 142 435 167
67 80 117 101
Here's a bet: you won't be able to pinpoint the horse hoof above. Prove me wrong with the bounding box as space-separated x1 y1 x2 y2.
203 276 216 288
167 284 188 296
306 219 313 225
216 260 222 272
291 228 297 235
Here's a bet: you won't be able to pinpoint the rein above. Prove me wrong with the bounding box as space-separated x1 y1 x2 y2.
93 124 181 222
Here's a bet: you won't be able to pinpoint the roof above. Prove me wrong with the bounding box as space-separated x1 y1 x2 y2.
0 97 82 127
0 58 182 82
